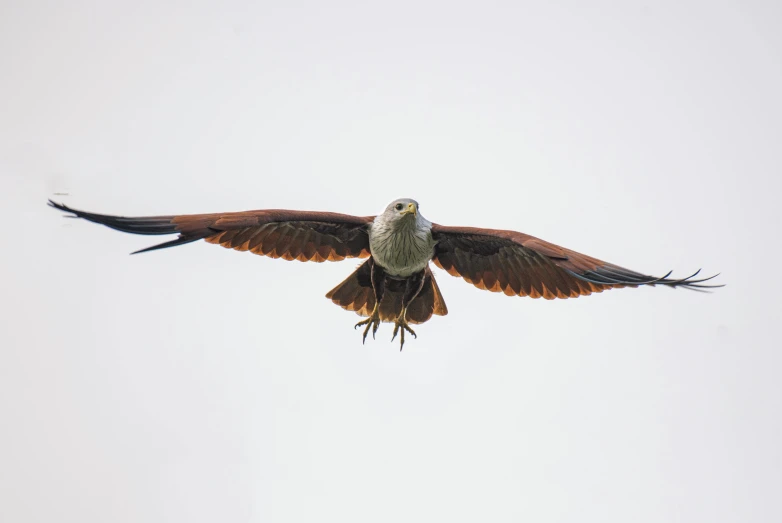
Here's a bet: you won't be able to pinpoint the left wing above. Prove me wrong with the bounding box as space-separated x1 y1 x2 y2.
430 224 721 299
49 200 374 261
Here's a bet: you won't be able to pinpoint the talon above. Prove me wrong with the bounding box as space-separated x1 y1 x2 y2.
391 311 416 350
355 306 381 344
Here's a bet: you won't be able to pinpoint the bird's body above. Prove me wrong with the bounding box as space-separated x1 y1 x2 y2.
49 197 721 349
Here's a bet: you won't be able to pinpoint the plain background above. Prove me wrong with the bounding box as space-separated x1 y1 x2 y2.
1 1 780 522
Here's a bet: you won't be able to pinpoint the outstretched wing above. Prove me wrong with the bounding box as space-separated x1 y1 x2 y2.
49 200 373 262
431 225 721 299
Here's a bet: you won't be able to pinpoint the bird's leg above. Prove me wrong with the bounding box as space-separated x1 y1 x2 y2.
354 259 385 344
391 270 426 350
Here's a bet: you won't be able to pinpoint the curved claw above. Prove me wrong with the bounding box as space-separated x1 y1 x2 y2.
355 313 381 345
391 317 417 351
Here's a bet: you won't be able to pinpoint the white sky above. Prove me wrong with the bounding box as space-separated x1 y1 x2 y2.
1 1 780 522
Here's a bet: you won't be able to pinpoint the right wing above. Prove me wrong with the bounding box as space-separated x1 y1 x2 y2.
49 200 374 262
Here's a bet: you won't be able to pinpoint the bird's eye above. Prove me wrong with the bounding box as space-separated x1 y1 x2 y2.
395 203 403 211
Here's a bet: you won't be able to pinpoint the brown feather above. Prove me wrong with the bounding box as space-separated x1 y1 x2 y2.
206 215 373 263
431 224 719 299
48 201 374 261
326 261 448 324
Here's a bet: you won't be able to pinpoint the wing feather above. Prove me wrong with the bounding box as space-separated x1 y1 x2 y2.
431 224 721 299
49 200 373 262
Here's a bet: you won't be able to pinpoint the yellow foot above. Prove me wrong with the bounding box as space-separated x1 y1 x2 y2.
354 310 381 344
391 314 417 351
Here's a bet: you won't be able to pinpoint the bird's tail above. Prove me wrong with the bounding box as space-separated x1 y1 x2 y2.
326 260 448 324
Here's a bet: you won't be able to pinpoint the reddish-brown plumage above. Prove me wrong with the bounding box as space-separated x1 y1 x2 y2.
48 200 719 338
187 211 373 262
326 261 448 324
430 224 672 299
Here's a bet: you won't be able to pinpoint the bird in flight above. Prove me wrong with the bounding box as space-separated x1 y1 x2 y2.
49 198 721 349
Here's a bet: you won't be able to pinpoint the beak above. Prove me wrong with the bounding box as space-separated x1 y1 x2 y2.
401 203 417 216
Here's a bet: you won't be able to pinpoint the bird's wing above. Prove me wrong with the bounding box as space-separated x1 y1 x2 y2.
430 224 720 299
50 200 373 261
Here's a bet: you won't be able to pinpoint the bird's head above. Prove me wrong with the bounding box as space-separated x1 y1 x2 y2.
385 198 417 217
379 198 428 229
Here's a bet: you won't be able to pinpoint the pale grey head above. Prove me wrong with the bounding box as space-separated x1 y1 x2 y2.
368 198 436 277
376 198 432 231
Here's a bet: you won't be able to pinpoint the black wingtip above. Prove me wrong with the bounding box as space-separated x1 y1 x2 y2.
48 199 72 213
50 199 212 255
565 267 724 290
130 236 203 254
48 200 181 236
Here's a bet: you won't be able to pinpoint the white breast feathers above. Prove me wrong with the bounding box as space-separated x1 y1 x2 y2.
369 217 435 277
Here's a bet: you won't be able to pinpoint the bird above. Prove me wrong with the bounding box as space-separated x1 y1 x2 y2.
49 198 721 349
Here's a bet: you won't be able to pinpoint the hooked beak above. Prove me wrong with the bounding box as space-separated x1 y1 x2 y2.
401 202 417 216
